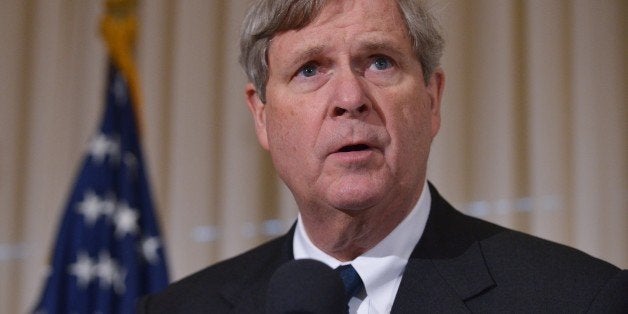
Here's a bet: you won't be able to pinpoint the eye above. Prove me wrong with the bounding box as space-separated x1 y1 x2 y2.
297 62 319 78
364 54 400 85
370 56 393 71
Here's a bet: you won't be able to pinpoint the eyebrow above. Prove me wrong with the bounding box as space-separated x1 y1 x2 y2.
284 45 327 69
276 37 410 73
357 39 407 57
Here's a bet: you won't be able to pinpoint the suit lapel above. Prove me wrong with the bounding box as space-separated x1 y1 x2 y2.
391 184 495 312
392 258 471 312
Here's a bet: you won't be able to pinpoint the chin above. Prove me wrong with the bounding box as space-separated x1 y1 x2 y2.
327 186 385 212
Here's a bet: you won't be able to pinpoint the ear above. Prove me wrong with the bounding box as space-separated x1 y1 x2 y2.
425 68 445 138
245 83 270 150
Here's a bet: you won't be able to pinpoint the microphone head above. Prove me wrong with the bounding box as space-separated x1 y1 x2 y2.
266 259 346 314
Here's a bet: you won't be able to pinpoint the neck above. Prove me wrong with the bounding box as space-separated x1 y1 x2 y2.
299 189 421 261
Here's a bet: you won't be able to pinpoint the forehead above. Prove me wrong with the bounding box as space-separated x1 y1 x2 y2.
312 0 403 29
268 0 412 61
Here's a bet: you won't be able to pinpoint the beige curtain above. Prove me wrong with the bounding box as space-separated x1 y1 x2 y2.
1 0 625 312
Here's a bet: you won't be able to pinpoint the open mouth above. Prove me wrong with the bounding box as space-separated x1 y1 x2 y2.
338 144 370 152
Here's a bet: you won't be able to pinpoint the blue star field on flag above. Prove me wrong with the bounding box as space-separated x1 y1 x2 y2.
34 63 169 313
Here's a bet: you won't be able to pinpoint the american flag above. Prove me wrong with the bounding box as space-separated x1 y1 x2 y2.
34 63 169 313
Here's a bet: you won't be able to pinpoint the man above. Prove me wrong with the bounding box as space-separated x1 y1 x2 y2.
139 0 627 312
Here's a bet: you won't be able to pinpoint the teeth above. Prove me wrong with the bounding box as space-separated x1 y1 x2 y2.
339 144 369 152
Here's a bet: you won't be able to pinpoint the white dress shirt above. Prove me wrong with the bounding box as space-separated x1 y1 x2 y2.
293 182 431 313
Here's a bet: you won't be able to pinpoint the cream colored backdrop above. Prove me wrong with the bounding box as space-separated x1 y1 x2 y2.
1 0 626 312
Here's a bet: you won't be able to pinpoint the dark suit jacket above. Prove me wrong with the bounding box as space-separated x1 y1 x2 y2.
138 185 628 313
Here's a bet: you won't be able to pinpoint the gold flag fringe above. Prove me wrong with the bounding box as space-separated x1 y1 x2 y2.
100 0 144 133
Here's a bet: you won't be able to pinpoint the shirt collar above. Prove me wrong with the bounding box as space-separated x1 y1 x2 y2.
293 182 431 311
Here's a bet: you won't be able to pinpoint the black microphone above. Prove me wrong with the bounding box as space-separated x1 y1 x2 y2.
266 259 346 314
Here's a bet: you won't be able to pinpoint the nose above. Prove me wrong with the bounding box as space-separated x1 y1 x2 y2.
333 104 369 117
329 69 371 119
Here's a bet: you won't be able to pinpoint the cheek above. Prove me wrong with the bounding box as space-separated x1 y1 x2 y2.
266 109 298 152
265 105 317 161
265 105 324 191
387 96 434 159
266 90 327 147
391 91 427 128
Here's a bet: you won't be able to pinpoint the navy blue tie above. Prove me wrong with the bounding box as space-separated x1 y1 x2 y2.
335 264 364 304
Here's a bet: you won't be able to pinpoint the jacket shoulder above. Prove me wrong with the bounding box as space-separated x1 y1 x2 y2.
466 214 626 311
427 185 626 311
471 215 620 279
138 234 290 313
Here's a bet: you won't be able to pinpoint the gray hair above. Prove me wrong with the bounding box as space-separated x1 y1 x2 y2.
239 0 444 103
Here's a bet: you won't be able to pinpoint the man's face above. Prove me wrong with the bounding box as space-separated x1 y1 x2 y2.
247 0 444 215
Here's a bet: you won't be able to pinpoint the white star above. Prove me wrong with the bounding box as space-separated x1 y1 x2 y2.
77 191 102 225
68 252 95 288
95 251 116 288
141 237 161 264
95 251 126 294
114 203 139 238
88 134 111 163
101 193 117 218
